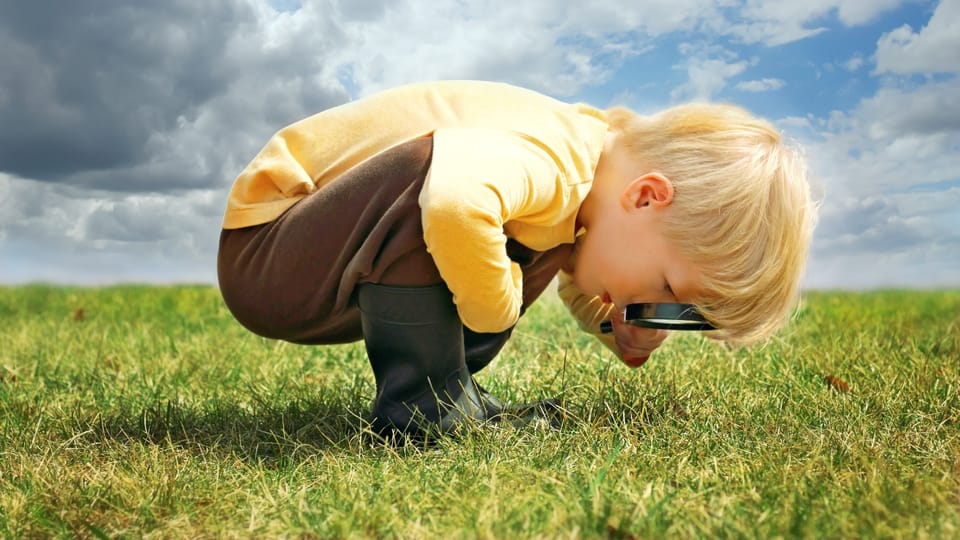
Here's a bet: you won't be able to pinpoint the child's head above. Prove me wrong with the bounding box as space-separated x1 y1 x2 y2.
606 103 818 346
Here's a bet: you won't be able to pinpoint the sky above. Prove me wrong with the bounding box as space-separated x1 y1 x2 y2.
1 0 958 289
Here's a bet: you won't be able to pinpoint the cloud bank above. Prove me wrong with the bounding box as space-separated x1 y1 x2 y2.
0 0 957 288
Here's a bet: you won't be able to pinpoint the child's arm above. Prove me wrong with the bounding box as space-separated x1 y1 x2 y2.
420 128 577 333
558 271 671 366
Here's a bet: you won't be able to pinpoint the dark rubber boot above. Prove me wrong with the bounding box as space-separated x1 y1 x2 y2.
358 283 491 437
464 327 513 375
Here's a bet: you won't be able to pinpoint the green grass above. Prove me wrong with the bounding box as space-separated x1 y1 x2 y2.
1 285 958 539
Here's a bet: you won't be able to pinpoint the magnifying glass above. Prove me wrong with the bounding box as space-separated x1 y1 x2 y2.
600 303 715 333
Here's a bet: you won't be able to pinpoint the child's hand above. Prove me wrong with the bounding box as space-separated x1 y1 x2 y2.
609 312 669 368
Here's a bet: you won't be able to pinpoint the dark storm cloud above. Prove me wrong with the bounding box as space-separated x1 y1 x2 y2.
0 1 255 180
0 0 353 195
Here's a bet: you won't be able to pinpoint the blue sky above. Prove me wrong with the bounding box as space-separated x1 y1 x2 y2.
580 4 933 118
1 0 958 289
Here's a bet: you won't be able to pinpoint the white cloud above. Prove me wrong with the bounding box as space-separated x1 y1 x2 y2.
0 177 223 284
736 77 786 92
725 20 827 47
835 0 912 25
325 1 723 98
812 193 953 256
875 0 960 75
672 56 749 101
806 241 960 289
844 53 865 71
728 0 910 46
783 2 960 288
837 79 960 148
796 72 960 287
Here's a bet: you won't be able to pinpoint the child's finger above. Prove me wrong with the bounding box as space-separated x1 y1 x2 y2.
610 313 666 344
622 355 650 368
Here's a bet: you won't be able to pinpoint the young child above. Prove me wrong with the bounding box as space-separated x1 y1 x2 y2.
217 80 816 437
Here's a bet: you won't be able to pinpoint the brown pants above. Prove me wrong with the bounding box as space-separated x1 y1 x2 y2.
217 138 571 361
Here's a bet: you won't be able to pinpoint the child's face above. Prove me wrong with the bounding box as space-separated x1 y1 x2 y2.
571 178 703 309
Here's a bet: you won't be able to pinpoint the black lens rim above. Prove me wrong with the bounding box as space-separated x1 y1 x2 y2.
599 303 716 333
622 302 715 330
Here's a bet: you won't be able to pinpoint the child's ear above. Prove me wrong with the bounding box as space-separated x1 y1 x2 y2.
620 173 674 211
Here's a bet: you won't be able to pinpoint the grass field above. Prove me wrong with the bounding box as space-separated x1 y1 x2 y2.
0 285 958 539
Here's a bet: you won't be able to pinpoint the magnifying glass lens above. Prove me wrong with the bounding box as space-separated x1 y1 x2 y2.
600 303 715 333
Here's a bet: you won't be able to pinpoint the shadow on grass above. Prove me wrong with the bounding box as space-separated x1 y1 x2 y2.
92 392 373 463
86 373 693 463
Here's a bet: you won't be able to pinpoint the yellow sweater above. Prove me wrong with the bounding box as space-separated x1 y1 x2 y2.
223 80 610 334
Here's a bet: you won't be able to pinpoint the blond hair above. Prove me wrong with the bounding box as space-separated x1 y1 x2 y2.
608 104 817 346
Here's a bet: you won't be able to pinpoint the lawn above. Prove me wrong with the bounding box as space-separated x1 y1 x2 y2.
1 285 958 538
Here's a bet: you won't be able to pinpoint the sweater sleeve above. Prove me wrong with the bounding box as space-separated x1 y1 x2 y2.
420 128 570 333
556 270 620 356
